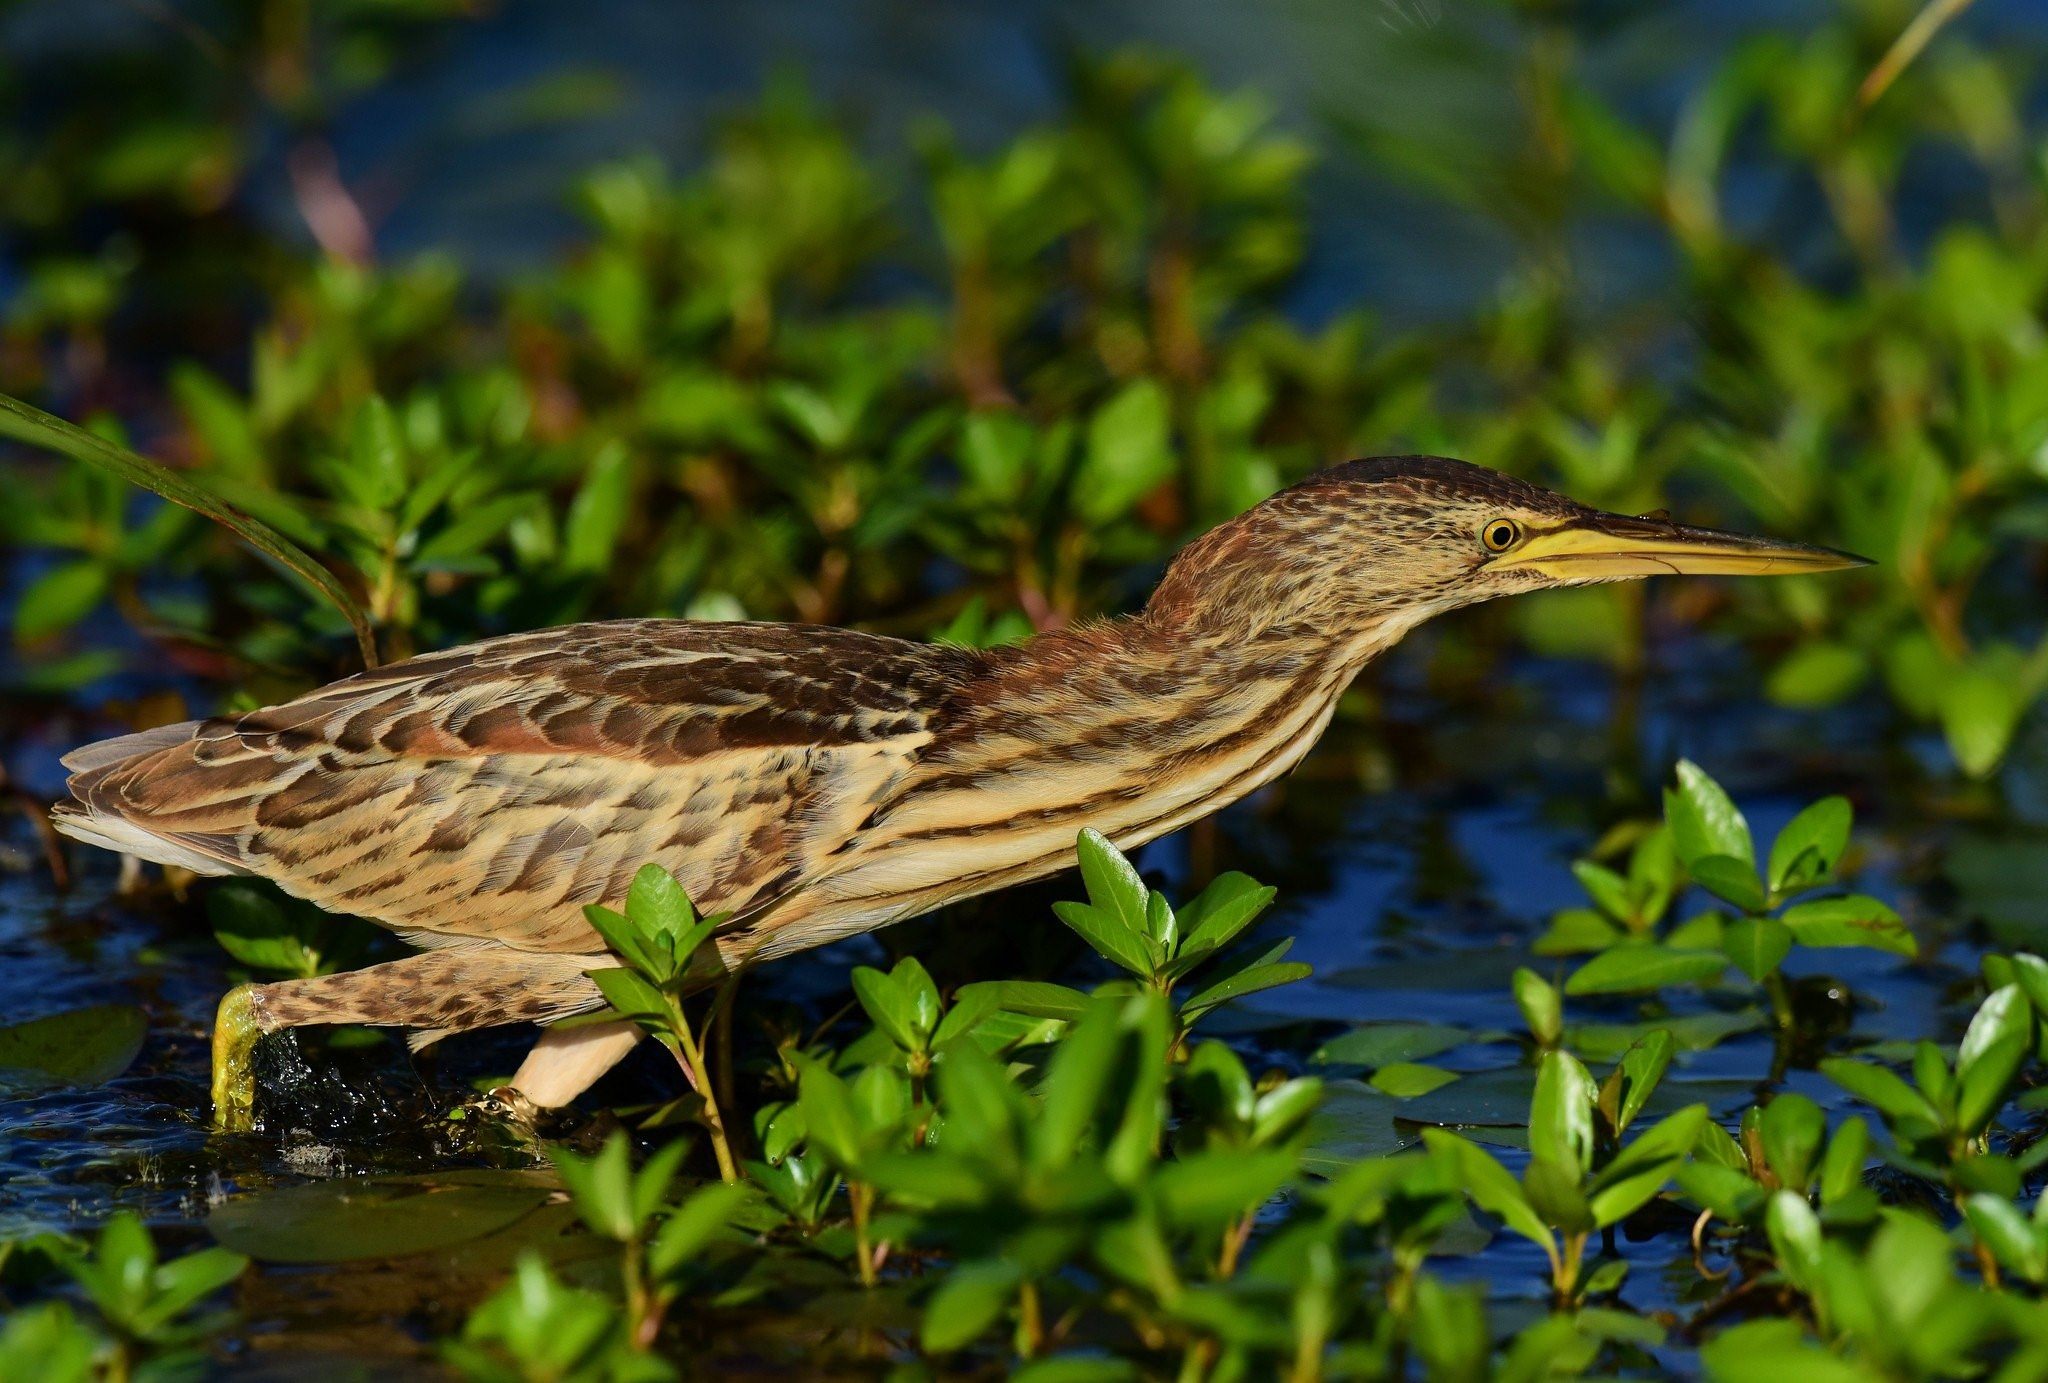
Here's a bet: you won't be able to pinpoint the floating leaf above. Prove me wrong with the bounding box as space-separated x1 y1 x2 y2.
207 1171 558 1263
0 1004 146 1088
1312 1022 1478 1069
1370 1063 1460 1098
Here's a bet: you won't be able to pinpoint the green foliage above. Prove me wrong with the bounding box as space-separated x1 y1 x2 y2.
34 1212 249 1380
1543 763 1913 1029
445 1253 675 1383
582 865 741 1179
967 828 1306 1049
1426 1046 1706 1303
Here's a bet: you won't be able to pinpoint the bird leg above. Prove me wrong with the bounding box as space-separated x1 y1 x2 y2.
508 1020 644 1107
208 947 609 1130
211 985 264 1132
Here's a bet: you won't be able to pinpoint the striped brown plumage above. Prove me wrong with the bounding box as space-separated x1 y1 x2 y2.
52 456 1865 1106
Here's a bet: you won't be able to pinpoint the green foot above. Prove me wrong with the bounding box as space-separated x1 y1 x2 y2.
211 985 263 1132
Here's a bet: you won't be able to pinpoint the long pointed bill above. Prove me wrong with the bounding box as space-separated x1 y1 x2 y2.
1493 513 1872 581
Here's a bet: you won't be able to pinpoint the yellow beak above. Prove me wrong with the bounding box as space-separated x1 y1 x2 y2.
1493 513 1871 581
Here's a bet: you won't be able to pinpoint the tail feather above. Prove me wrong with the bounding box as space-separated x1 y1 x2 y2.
49 801 247 876
59 720 203 774
53 720 250 876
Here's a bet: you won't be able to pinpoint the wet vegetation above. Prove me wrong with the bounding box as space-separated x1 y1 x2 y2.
5 0 2048 1376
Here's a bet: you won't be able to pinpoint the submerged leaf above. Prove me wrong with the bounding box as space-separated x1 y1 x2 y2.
208 1171 558 1263
0 1004 146 1088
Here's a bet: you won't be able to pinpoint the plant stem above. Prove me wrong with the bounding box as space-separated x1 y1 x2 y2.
1556 1232 1587 1305
1017 1278 1044 1358
666 998 739 1182
623 1238 657 1349
849 1181 877 1288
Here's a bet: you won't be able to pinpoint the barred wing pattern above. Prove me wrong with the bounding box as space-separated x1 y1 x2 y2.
59 622 990 956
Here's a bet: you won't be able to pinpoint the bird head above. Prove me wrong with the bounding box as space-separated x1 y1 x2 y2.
1145 455 1868 640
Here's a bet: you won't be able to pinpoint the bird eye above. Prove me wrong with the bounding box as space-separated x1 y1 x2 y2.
1481 518 1522 553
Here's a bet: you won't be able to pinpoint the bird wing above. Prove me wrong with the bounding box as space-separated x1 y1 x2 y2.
59 620 987 953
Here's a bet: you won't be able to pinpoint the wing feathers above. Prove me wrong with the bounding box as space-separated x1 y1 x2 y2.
54 621 984 954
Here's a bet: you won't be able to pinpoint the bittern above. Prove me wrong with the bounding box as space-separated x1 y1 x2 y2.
52 456 1863 1123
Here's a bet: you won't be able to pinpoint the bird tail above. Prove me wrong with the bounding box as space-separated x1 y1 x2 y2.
51 720 250 877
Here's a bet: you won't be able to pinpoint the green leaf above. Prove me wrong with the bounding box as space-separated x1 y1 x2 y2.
1818 1117 1870 1206
586 967 667 1023
1666 760 1754 868
208 886 321 978
1604 1029 1674 1135
1074 828 1148 930
1183 1040 1256 1128
1587 1138 1690 1229
1676 1162 1766 1222
796 1060 866 1172
1535 908 1625 956
1758 1094 1826 1192
893 957 942 1041
1252 1077 1324 1145
1571 861 1632 922
1052 902 1153 978
1074 379 1173 523
552 1136 636 1240
1522 1154 1594 1233
1964 1196 2047 1283
1180 959 1312 1020
1942 666 2024 779
1722 916 1790 983
1689 854 1766 914
1766 642 1869 709
1957 1033 2028 1135
560 440 634 573
921 1259 1024 1353
1031 999 1125 1170
1370 1063 1460 1097
14 561 108 643
1780 896 1916 956
648 1182 748 1279
582 904 658 981
1153 1148 1295 1224
626 864 696 952
851 966 918 1051
956 980 1090 1022
0 391 379 667
1767 796 1852 894
2009 954 2048 1018
0 1004 147 1088
1423 1129 1552 1249
1958 983 2031 1079
1312 1022 1475 1069
1172 873 1276 968
208 1170 557 1262
1564 946 1726 996
1764 1190 1823 1292
1819 1058 1941 1131
140 1246 248 1323
1512 967 1563 1045
1530 1050 1598 1178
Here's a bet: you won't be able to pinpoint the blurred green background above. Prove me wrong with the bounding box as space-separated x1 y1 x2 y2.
3 0 2043 781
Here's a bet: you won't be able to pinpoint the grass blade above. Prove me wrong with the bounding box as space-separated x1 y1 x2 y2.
0 392 378 667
